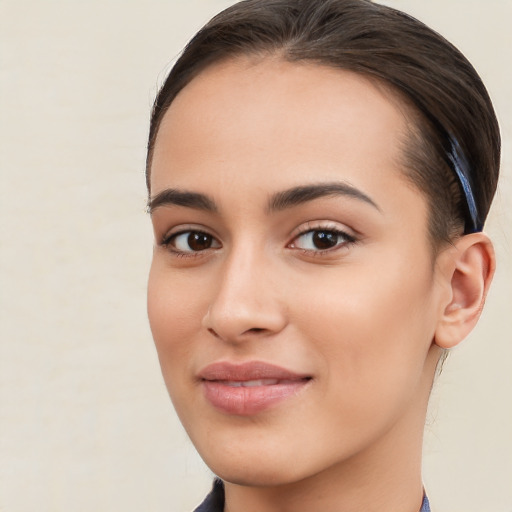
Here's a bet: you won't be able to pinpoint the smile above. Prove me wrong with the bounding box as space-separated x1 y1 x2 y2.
219 379 298 387
198 362 312 415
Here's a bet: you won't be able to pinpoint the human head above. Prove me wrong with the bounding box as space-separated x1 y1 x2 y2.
146 0 500 247
146 57 496 494
146 1 498 500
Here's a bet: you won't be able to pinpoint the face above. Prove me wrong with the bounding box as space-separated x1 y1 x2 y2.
148 58 445 487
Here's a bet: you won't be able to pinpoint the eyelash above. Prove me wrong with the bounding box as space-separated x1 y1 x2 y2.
160 224 357 258
161 229 220 258
288 224 357 255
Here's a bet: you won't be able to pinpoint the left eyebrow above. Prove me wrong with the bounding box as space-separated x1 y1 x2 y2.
268 182 381 212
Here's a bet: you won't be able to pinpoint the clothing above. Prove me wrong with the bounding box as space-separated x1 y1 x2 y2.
193 479 431 512
194 479 224 512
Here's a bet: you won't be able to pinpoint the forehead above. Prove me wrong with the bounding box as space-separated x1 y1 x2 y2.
150 58 421 217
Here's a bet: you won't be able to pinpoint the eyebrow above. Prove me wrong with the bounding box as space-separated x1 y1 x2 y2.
148 189 218 214
268 182 381 212
148 181 380 215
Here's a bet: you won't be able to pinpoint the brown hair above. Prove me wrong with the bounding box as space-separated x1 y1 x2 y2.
146 0 500 245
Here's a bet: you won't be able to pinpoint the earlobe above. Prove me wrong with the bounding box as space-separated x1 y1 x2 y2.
434 233 495 349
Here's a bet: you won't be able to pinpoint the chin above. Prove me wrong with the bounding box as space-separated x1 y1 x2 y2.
209 460 308 488
192 430 349 490
189 431 305 487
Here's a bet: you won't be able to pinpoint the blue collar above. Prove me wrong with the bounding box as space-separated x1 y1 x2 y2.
421 493 431 512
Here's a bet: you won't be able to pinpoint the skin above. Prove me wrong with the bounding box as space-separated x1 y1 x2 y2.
147 58 494 512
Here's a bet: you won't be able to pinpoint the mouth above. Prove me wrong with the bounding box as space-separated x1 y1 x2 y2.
198 361 312 415
217 378 302 387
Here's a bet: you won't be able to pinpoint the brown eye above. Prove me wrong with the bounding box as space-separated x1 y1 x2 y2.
168 231 220 253
187 232 213 251
311 231 339 249
291 229 355 252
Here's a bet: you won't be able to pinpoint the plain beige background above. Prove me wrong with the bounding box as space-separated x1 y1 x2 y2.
0 1 510 511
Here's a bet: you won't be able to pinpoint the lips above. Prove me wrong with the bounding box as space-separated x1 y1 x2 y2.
198 361 311 415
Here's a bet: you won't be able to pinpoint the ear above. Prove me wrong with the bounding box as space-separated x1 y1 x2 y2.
434 233 495 349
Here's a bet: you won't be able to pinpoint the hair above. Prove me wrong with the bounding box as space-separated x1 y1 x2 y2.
146 0 500 247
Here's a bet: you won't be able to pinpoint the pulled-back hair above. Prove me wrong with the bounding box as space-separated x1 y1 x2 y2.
146 0 500 245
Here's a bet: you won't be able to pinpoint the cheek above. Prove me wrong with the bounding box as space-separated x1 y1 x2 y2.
293 255 437 401
147 262 206 386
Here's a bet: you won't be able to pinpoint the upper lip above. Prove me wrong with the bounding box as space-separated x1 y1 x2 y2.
198 361 311 382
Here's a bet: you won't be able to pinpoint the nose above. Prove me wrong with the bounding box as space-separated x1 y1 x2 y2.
202 244 287 343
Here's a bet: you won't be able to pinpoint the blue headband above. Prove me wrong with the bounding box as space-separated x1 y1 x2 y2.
405 90 482 234
446 136 482 233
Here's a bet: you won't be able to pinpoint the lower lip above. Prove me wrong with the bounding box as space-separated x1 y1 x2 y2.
202 380 310 415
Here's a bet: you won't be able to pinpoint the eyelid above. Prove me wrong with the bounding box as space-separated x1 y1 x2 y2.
160 224 218 245
287 221 357 253
158 225 222 259
289 220 356 241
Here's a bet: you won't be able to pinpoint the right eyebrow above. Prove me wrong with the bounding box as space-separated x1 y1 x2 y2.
147 188 218 214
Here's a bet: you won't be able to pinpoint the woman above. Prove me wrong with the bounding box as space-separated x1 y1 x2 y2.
145 1 500 510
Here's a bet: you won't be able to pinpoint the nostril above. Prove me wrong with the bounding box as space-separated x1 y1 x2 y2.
247 328 265 333
207 328 220 338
